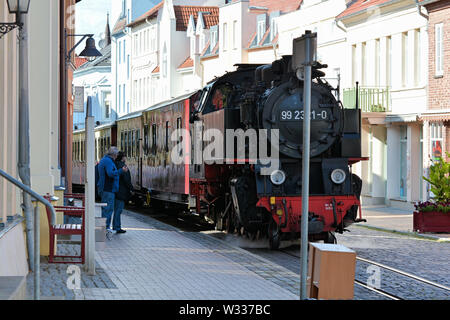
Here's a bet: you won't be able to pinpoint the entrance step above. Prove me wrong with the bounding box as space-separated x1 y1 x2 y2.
0 276 27 300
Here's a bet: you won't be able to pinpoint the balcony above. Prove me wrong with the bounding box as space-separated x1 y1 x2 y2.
343 87 391 113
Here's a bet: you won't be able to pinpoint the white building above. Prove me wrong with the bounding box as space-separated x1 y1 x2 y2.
338 0 429 208
111 0 163 118
277 0 348 92
199 0 303 86
73 45 113 130
125 0 223 113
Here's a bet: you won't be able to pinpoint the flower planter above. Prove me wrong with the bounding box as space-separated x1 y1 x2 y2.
414 211 450 233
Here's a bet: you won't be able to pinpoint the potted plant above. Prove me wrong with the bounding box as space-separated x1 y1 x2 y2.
414 154 450 233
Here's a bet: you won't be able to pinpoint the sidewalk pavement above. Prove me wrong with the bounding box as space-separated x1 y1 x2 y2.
360 206 450 242
28 209 301 300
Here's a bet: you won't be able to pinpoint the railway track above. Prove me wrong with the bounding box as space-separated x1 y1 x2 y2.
124 207 449 300
279 249 450 300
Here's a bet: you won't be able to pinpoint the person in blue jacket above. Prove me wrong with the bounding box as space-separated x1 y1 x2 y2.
97 146 128 232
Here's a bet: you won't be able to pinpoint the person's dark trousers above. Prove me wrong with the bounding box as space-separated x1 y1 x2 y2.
101 191 115 230
113 199 125 231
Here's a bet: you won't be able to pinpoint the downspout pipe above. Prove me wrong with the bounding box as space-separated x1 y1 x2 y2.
415 0 429 20
16 12 35 272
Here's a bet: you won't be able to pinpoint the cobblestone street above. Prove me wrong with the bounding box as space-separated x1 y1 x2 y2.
27 209 300 300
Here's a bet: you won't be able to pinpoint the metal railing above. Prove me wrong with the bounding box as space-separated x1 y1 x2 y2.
343 86 391 112
0 169 56 301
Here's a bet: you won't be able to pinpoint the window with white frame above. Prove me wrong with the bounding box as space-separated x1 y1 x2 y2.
104 93 111 119
210 27 218 50
118 84 122 112
123 40 126 63
270 18 277 41
151 26 156 52
223 23 228 50
200 33 206 52
387 36 392 87
233 21 237 49
190 36 196 57
375 38 380 87
435 23 444 76
257 19 266 44
123 85 126 113
402 32 409 87
162 44 168 77
414 29 421 86
119 40 122 64
430 122 444 160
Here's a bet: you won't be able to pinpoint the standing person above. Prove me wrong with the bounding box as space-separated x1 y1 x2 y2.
97 147 128 232
114 152 134 234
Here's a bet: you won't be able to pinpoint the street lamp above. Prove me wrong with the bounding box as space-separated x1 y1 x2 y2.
6 0 30 13
0 0 30 38
61 31 102 192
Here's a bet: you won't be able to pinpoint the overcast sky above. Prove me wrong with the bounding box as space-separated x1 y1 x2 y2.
75 0 112 53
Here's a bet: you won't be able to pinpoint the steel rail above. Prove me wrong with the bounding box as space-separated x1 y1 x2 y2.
279 249 449 299
357 257 450 292
354 280 401 300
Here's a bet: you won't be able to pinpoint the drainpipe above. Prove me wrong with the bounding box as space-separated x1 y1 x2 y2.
415 0 429 20
16 12 35 272
336 19 347 33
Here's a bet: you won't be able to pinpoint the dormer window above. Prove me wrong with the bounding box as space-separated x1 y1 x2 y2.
210 25 218 50
269 11 280 41
257 14 267 44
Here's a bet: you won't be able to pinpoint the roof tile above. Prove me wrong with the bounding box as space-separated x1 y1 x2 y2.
173 5 219 32
337 0 393 19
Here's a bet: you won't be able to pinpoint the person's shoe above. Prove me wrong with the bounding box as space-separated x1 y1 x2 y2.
115 229 127 234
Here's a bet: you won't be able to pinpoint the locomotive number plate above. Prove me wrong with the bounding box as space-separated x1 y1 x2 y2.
279 110 329 122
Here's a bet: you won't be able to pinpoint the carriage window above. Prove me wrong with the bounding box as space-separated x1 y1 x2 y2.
144 125 149 155
165 122 169 152
122 132 128 156
128 130 132 157
131 130 135 158
152 124 157 155
81 140 84 162
136 130 140 157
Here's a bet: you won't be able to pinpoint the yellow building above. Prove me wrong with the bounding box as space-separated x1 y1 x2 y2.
0 0 78 285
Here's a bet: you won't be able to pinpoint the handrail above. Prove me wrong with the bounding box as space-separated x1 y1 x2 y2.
0 169 56 224
0 169 57 301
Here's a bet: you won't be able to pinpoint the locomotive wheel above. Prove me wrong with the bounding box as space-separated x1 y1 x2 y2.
269 220 280 250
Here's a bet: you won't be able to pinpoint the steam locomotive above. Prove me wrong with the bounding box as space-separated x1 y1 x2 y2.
73 38 365 249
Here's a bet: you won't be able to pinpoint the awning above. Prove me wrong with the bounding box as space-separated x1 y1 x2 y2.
419 110 450 123
385 114 420 123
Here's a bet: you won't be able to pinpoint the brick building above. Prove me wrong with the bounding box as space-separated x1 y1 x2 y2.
421 0 450 172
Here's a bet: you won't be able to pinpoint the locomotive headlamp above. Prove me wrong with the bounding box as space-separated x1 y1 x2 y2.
270 170 286 186
331 169 347 185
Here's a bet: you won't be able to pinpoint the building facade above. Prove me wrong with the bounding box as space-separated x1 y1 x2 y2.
420 0 450 201
0 0 70 278
73 45 113 130
338 0 429 208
